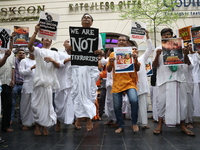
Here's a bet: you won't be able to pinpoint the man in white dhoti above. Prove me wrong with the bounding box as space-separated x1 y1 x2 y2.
54 40 74 131
19 52 36 130
72 13 103 131
187 49 200 128
152 28 195 136
28 24 60 135
134 30 153 129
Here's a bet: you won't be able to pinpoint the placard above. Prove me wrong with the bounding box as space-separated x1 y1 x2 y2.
114 47 134 73
191 26 200 52
162 38 184 66
38 11 60 40
145 58 153 76
0 28 11 50
13 26 29 46
69 26 99 66
130 21 146 41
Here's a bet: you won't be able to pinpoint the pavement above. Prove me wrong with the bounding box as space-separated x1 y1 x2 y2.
0 114 200 150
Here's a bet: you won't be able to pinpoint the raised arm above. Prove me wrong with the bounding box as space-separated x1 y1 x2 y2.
152 49 162 68
28 24 40 52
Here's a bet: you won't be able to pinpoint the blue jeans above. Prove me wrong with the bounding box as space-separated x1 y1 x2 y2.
113 88 138 129
11 85 22 122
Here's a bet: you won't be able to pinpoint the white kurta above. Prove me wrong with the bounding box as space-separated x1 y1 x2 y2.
137 39 153 126
153 46 187 126
54 51 74 124
31 47 60 127
188 53 200 117
19 58 36 126
71 34 102 119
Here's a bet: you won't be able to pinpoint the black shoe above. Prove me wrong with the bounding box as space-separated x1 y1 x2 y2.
0 137 4 144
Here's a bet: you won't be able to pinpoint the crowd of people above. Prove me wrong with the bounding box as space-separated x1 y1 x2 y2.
0 13 200 144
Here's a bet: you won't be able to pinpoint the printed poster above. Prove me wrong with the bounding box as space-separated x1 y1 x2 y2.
13 26 29 46
38 11 60 40
130 21 146 41
191 26 200 52
69 26 99 66
162 38 184 66
145 58 153 76
114 47 134 73
178 25 192 47
0 28 11 50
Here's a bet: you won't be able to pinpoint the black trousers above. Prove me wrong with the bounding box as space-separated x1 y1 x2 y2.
98 87 106 118
1 84 12 131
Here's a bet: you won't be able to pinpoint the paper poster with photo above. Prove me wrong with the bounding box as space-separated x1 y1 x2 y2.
0 28 11 50
38 11 60 40
191 26 200 52
13 26 29 47
114 47 134 73
162 38 184 66
145 58 153 76
130 21 146 41
69 26 99 66
178 25 192 47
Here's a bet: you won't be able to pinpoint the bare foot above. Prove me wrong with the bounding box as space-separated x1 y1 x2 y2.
132 125 139 132
42 127 49 136
74 118 82 129
5 128 13 132
104 120 114 125
55 121 61 132
86 119 93 131
115 128 123 133
186 123 193 129
34 124 41 135
22 126 29 131
182 128 195 136
141 125 150 129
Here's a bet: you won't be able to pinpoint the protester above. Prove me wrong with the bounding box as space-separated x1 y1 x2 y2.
152 28 195 136
28 23 60 135
107 36 140 133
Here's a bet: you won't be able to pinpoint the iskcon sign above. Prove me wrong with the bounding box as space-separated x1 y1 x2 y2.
0 5 45 22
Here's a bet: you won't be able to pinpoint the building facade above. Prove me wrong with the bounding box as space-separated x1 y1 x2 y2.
0 0 200 50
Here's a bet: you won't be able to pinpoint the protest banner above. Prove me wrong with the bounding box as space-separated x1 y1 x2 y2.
13 26 29 47
114 47 134 73
69 26 99 66
130 21 146 41
0 28 11 50
38 11 60 40
145 58 153 76
178 25 192 47
191 26 200 52
162 38 184 66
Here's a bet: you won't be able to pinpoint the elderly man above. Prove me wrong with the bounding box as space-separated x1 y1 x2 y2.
107 36 140 133
28 24 60 135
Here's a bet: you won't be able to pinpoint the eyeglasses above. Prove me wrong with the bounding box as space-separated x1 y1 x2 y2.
162 33 172 36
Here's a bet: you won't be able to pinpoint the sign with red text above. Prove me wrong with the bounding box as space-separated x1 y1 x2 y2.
114 47 134 73
130 21 146 41
38 11 60 40
0 28 11 50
